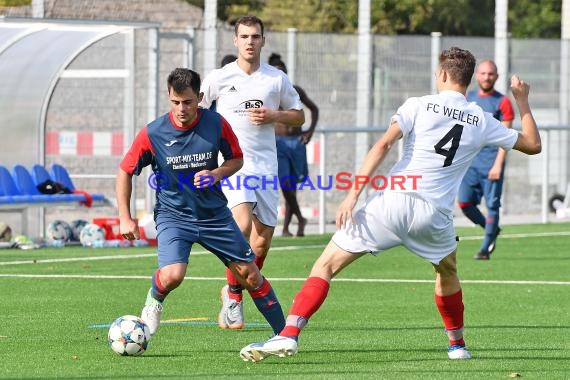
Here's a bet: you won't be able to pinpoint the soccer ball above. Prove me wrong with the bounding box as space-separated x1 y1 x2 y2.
79 223 106 247
69 219 88 241
46 220 72 241
108 315 150 356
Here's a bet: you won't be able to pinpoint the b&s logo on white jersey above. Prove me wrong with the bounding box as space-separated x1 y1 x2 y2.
240 99 263 109
233 99 264 117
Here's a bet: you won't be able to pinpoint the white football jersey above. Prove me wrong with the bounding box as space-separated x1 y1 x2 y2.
200 61 303 175
388 90 519 214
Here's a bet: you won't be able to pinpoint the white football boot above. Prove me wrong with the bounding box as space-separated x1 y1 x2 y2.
218 285 244 329
240 335 298 362
140 289 163 336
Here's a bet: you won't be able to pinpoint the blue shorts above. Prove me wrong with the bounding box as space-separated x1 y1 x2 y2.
276 135 308 183
458 165 504 210
155 212 254 268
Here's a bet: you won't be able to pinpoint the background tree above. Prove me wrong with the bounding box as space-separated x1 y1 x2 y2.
186 0 562 38
509 0 561 38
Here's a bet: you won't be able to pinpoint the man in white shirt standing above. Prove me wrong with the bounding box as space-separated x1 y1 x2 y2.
239 47 541 362
200 15 304 331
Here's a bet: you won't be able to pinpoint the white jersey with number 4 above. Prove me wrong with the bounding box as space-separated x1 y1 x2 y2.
389 90 519 214
200 61 303 175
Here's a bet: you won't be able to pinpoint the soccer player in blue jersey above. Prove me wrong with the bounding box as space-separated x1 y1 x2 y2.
240 47 541 362
459 60 515 260
116 68 285 337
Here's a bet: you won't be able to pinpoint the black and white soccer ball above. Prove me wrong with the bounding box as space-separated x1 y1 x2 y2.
46 220 72 241
69 219 89 241
108 315 151 356
79 223 105 247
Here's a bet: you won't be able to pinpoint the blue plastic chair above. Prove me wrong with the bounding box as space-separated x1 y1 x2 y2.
0 165 33 203
49 163 107 203
12 165 42 195
31 164 53 186
50 163 76 191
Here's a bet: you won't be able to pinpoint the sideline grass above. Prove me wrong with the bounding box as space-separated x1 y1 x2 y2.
0 223 569 379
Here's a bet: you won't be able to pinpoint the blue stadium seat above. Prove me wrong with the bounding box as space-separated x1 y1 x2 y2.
12 165 83 202
49 163 107 203
50 163 75 191
31 164 52 186
1 163 109 209
0 165 34 203
12 165 42 195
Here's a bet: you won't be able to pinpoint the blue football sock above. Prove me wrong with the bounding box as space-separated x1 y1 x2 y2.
460 204 486 228
481 209 500 252
249 278 286 335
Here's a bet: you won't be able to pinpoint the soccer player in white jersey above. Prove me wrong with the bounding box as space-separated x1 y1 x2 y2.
200 16 304 330
240 47 541 361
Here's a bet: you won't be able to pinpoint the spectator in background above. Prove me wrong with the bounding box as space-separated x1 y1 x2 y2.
458 59 514 260
221 54 237 67
268 53 319 237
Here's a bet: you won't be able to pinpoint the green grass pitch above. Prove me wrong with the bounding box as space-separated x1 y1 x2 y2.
0 223 569 379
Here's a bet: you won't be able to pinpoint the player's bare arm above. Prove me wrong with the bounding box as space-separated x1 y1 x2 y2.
248 107 304 126
194 158 243 188
336 121 403 228
489 120 512 180
295 85 320 144
510 75 541 155
116 168 140 240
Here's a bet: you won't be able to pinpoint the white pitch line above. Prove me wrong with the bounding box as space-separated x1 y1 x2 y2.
0 273 568 286
458 231 570 241
0 230 568 267
0 245 326 266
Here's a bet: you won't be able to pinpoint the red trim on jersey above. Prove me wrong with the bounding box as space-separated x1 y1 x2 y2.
498 96 515 121
477 89 515 122
220 116 243 159
119 127 154 175
168 110 200 130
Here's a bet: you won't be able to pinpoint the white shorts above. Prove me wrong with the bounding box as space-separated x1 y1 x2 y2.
221 173 279 227
332 191 457 265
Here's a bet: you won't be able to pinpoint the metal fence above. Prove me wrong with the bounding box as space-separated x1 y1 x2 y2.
27 29 570 232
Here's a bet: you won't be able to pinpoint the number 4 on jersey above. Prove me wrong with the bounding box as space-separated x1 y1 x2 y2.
434 124 463 167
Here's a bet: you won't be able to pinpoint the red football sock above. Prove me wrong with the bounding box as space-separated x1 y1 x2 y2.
254 255 266 270
435 290 465 346
225 267 243 302
281 277 330 338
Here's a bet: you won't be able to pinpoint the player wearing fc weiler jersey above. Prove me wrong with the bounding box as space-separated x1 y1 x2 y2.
240 47 541 362
200 16 304 330
459 59 515 260
116 68 285 339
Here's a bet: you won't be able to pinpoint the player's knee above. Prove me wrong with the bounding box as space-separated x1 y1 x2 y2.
242 268 264 290
160 273 184 290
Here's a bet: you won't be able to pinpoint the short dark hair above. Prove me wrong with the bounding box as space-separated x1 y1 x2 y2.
167 68 201 95
234 15 264 36
221 54 237 67
439 47 476 87
268 53 287 73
